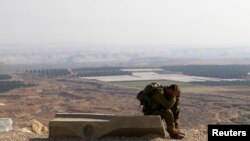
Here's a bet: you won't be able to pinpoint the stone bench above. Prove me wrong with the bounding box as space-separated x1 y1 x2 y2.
49 113 166 140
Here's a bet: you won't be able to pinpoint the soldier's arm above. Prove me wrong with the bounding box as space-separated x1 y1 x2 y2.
172 96 179 110
171 96 180 127
152 88 173 109
171 96 180 116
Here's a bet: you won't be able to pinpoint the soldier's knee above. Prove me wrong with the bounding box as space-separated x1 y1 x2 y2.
175 107 180 114
162 109 174 117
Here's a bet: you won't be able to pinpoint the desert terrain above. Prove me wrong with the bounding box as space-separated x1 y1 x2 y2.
0 72 249 141
1 1 250 140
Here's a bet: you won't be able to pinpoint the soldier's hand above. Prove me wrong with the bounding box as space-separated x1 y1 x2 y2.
176 92 180 97
175 86 181 97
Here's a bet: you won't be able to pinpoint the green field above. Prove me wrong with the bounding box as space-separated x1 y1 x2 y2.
114 80 250 94
114 80 192 88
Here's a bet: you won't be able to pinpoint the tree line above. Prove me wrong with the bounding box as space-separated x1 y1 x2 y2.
0 74 11 80
0 81 36 93
26 69 70 77
162 65 250 79
72 67 132 77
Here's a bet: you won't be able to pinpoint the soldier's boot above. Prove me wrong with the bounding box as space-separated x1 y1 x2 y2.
166 121 185 139
167 129 185 139
161 109 185 139
175 120 185 136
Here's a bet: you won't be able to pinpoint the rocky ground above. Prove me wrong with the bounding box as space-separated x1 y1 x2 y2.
0 128 207 141
0 75 249 141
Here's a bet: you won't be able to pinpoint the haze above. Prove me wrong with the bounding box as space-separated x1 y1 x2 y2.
0 0 250 46
1 0 250 66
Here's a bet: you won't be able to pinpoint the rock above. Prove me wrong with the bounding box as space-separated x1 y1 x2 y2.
195 124 206 129
18 127 33 133
0 118 13 133
30 119 48 134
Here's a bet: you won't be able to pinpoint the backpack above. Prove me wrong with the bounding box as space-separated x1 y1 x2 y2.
137 82 163 114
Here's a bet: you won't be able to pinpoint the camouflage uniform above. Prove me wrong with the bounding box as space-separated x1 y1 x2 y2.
144 87 180 134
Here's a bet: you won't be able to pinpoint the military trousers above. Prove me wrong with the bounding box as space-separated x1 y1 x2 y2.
152 107 180 132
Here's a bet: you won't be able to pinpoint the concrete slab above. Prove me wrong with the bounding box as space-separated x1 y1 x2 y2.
0 118 13 133
49 113 166 140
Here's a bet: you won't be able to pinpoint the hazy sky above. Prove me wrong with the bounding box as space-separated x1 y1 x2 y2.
0 0 250 46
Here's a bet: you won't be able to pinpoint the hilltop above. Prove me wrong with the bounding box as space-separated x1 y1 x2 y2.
0 73 249 140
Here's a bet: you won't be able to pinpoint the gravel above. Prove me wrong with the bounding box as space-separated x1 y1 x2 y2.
0 128 207 141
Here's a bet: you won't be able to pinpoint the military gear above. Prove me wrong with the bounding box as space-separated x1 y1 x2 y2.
136 82 164 115
137 82 183 139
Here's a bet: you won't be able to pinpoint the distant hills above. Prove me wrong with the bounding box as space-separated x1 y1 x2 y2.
0 44 250 66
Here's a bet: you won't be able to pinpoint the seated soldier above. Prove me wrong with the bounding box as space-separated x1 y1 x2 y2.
141 84 185 139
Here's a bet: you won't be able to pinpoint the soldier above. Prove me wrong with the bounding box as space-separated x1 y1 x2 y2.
137 83 185 139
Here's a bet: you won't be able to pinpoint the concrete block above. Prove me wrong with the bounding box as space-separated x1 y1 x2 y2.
49 113 166 140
